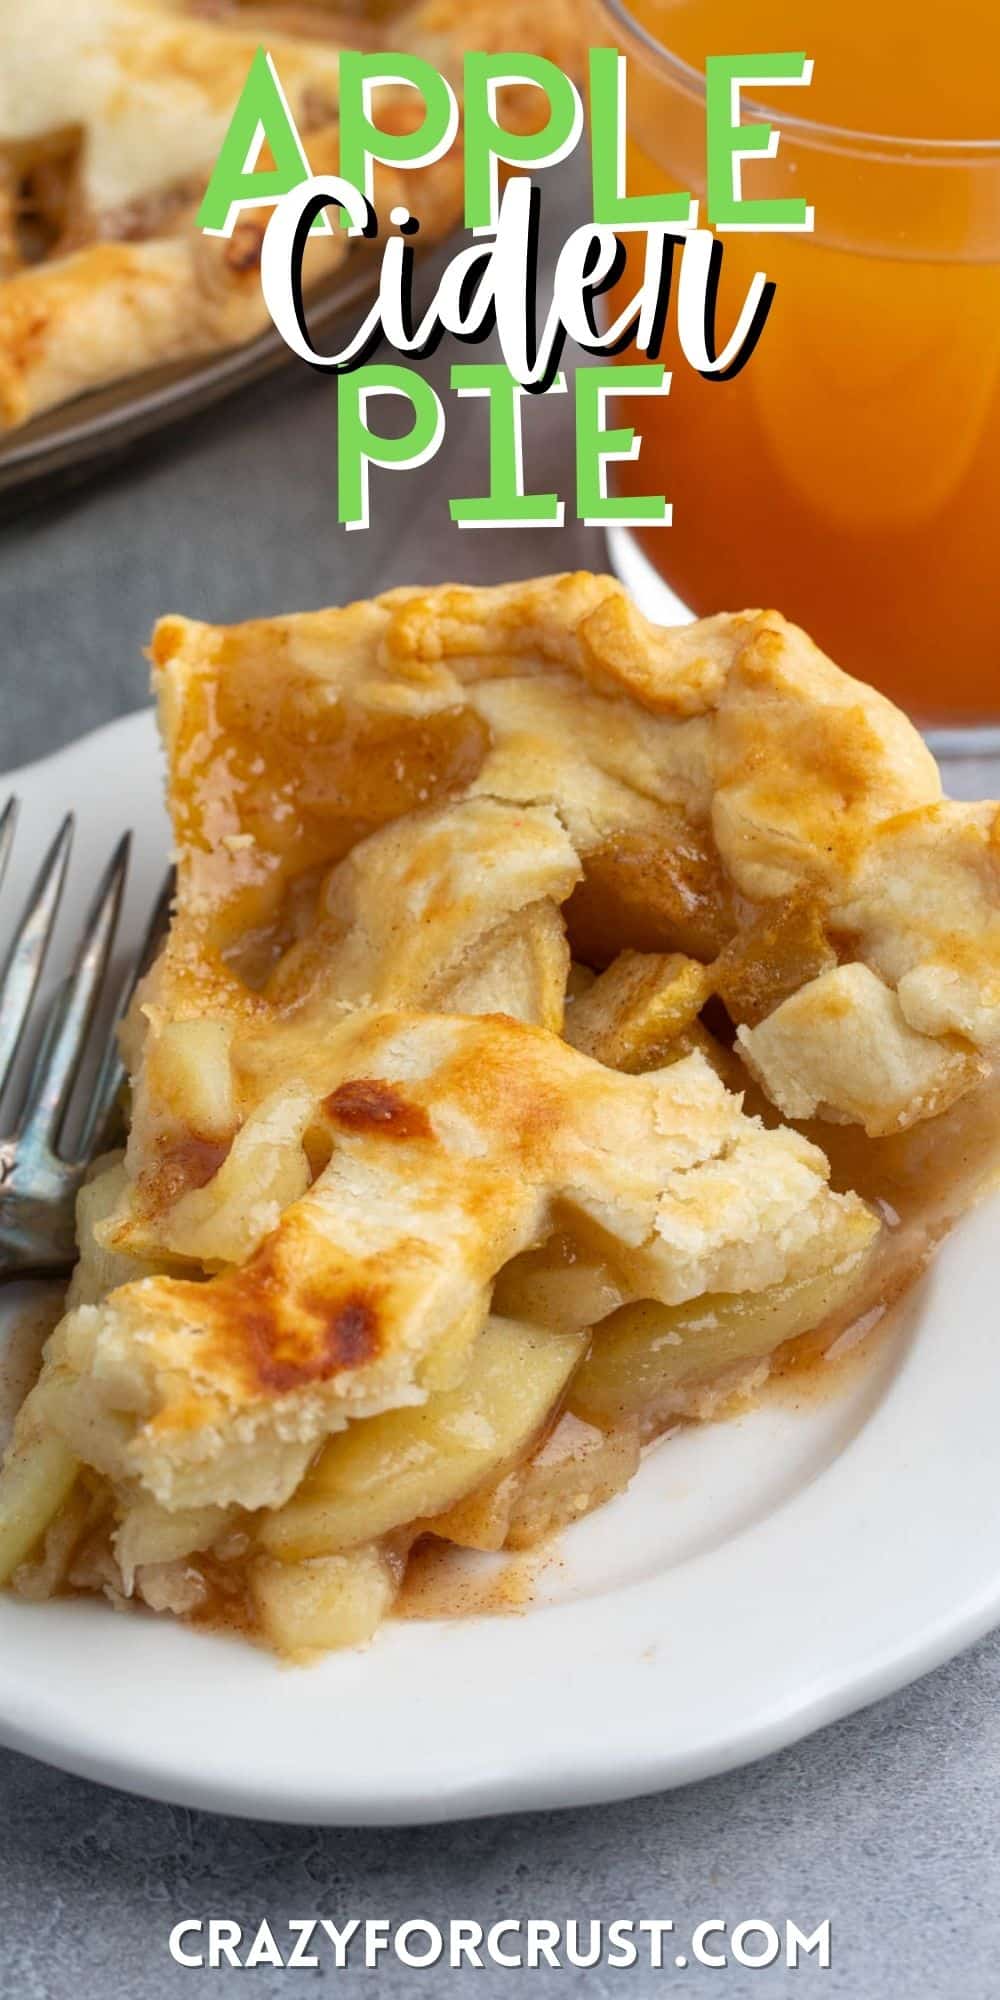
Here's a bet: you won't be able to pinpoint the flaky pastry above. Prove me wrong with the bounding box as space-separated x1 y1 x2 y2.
0 0 579 428
2 573 997 1655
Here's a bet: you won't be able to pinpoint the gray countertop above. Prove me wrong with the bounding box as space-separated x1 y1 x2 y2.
1 169 998 1999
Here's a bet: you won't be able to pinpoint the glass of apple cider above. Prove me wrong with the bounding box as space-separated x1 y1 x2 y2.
593 0 1000 741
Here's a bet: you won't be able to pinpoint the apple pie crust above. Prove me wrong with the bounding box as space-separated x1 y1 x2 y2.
1 573 997 1655
0 0 579 429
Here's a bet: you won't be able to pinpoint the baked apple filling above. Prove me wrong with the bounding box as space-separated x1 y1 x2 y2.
1 574 997 1657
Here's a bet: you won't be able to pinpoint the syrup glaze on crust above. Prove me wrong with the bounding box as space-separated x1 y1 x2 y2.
150 571 999 1053
3 573 998 1641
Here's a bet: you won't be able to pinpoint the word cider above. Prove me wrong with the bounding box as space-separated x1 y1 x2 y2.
199 45 814 528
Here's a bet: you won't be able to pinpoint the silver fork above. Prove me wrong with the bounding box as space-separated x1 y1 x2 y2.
0 799 170 1277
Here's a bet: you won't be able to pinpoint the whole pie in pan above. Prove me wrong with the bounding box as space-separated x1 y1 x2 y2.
0 0 578 430
1 573 998 1655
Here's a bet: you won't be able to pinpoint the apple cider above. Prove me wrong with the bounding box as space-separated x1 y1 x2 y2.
601 0 1000 721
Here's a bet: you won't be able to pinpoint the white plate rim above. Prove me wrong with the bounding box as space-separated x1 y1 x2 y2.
0 712 998 1826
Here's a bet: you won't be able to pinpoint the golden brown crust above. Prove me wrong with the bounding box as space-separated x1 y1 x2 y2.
42 1007 871 1509
0 0 579 428
147 573 996 1051
10 575 999 1529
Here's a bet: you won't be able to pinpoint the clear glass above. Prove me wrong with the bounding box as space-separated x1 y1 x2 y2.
592 0 1000 740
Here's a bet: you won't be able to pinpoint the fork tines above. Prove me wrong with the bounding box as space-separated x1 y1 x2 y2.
0 804 171 1170
0 808 75 1111
17 829 132 1160
74 863 176 1164
0 796 17 893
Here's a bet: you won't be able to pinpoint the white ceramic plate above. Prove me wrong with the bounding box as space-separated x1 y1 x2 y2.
1 712 999 1826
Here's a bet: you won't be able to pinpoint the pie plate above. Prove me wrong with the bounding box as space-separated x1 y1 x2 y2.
0 257 380 515
0 711 998 1826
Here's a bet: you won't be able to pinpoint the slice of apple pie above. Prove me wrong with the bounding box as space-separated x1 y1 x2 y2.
2 573 997 1656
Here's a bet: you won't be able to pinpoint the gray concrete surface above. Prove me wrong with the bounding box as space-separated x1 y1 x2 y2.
1 1637 999 1998
1 167 998 2000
